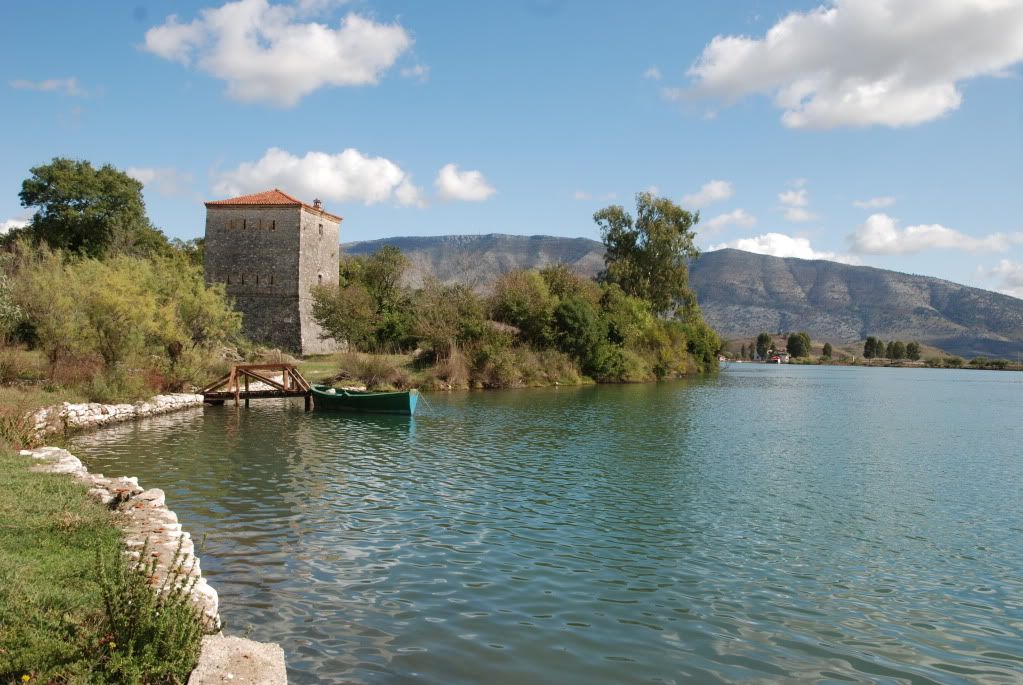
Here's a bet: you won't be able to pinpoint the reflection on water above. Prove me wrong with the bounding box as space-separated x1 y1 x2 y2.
74 367 1023 684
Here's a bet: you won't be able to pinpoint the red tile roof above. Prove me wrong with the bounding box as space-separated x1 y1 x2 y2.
205 188 342 221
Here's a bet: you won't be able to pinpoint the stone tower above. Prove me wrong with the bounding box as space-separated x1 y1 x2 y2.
203 189 341 355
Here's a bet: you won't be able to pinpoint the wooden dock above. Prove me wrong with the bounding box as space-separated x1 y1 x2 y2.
202 363 313 410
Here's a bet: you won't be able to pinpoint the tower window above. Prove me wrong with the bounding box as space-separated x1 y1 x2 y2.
226 275 231 285
270 274 274 285
318 223 323 236
255 275 260 285
243 218 247 230
270 219 276 231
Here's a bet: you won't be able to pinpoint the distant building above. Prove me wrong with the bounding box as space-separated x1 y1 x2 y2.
203 189 341 354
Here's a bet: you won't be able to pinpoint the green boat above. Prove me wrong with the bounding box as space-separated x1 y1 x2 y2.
311 384 419 416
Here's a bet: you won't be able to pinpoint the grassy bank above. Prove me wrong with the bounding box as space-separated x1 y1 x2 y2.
0 451 203 683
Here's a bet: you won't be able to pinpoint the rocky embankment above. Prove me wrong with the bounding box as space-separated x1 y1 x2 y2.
22 396 288 683
30 393 204 437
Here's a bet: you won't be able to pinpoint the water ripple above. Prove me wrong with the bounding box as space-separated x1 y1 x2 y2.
73 368 1023 684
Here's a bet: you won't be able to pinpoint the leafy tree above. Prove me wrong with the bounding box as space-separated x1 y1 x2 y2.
885 340 895 359
18 158 168 258
413 279 486 356
822 342 833 358
311 283 377 351
906 341 921 361
489 270 556 346
539 262 602 307
787 331 811 357
863 336 878 359
756 332 773 359
892 340 906 360
740 343 747 359
552 296 606 374
594 192 700 317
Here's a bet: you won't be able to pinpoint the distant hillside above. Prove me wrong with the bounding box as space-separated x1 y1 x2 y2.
343 235 1023 358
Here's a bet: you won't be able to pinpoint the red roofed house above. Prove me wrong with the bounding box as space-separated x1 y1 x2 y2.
204 189 341 354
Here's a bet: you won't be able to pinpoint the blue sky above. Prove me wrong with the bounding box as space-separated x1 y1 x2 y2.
3 0 1022 296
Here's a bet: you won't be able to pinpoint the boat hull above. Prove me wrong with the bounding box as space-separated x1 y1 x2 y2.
311 385 419 416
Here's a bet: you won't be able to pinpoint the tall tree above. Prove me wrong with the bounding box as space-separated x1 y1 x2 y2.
787 332 810 357
906 341 921 361
885 340 895 359
756 332 773 359
822 342 833 358
864 336 878 359
594 192 700 317
18 158 167 257
892 340 906 360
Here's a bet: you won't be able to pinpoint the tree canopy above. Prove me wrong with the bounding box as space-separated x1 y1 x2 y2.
17 158 167 258
594 192 700 317
786 332 811 358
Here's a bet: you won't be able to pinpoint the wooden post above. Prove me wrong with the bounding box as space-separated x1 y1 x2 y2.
305 393 312 412
244 373 250 407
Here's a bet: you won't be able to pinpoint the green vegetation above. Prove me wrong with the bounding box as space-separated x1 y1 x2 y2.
312 193 720 388
786 332 811 358
0 451 203 683
2 158 242 406
822 342 833 359
755 333 773 360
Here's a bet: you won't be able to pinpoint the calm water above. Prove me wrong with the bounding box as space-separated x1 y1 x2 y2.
73 366 1023 684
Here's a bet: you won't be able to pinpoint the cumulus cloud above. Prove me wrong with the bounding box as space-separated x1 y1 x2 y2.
849 213 1023 254
0 216 30 235
143 0 413 106
853 196 896 209
213 147 425 207
703 208 756 233
9 77 87 96
978 259 1023 299
778 186 817 222
709 232 860 264
435 164 496 202
127 167 195 197
684 0 1023 128
682 179 733 208
643 66 662 81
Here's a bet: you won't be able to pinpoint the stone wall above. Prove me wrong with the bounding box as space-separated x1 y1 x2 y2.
30 393 204 437
297 206 340 355
22 446 221 628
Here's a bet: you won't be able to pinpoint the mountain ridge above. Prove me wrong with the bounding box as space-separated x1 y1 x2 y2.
344 234 1023 358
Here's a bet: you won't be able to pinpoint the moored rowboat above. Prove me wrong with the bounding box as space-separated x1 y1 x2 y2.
311 384 419 416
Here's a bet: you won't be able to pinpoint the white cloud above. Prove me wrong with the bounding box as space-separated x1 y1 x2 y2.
682 179 733 208
709 232 860 264
435 164 496 202
143 0 412 106
685 0 1023 128
643 66 662 81
0 216 30 235
572 191 591 201
127 167 195 197
778 188 808 207
9 77 87 96
703 208 756 233
978 259 1023 298
213 147 425 207
778 186 817 222
853 196 896 209
400 64 430 83
849 213 1023 254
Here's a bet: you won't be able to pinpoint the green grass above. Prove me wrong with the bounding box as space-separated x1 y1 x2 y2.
0 452 203 683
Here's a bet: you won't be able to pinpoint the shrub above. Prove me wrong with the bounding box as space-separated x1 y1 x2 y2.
489 270 555 346
552 296 605 373
96 539 205 682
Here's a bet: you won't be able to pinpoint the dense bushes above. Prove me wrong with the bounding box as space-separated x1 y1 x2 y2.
1 242 241 401
313 253 720 388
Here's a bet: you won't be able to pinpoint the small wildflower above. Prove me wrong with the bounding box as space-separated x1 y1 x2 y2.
22 675 31 683
110 641 117 650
